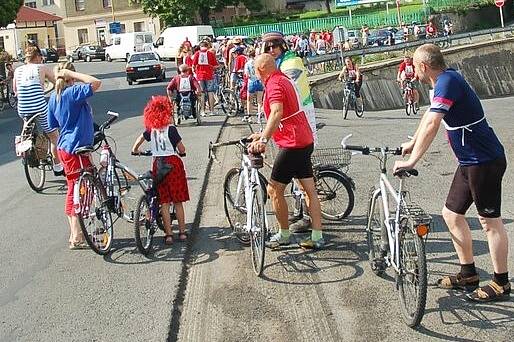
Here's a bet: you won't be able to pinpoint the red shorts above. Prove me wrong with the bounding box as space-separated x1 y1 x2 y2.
153 155 189 204
58 149 93 216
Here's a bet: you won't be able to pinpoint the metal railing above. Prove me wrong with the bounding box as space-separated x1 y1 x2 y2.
306 26 514 76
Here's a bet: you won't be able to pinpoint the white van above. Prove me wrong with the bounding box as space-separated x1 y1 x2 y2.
153 25 214 60
105 32 154 62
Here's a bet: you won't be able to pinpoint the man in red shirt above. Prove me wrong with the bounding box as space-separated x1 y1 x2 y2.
230 46 247 90
248 53 324 249
397 55 419 106
192 41 218 116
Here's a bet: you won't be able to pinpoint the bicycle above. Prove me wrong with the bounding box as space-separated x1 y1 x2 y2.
0 76 17 111
213 67 238 116
15 113 54 192
209 137 269 276
175 92 201 126
341 80 364 119
131 150 178 255
342 134 432 328
402 80 419 116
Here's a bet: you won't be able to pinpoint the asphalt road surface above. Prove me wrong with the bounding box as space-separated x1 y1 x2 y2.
0 59 513 342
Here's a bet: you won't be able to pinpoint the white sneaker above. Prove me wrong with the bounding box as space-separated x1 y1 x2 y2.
200 112 207 117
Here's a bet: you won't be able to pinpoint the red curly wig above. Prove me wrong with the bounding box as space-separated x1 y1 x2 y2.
143 95 173 130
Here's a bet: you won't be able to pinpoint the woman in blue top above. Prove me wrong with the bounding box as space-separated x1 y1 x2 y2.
47 62 102 250
243 47 263 117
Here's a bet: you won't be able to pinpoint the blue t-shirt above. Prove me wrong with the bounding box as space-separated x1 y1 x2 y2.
430 69 504 166
47 84 94 154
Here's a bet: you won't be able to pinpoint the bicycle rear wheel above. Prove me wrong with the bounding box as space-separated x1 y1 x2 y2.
316 168 354 220
250 184 267 276
23 152 46 192
405 103 412 116
342 91 350 120
222 89 239 117
8 93 17 109
223 168 250 244
77 173 114 255
134 194 156 255
366 189 387 275
397 216 427 328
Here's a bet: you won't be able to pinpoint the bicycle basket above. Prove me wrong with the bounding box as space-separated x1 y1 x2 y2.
34 133 49 160
311 148 351 168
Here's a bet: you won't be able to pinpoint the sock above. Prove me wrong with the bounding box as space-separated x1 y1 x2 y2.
53 163 63 172
311 229 322 242
460 262 477 278
493 272 509 286
279 229 290 239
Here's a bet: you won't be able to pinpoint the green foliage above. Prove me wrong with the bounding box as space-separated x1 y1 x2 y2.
134 0 262 26
0 0 24 28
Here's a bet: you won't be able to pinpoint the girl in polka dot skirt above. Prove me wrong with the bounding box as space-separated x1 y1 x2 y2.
132 96 190 245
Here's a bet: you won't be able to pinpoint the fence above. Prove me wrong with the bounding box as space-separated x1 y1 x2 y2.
214 11 426 37
428 0 492 11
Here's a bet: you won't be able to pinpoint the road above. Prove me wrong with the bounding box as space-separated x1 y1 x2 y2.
0 59 513 341
0 60 225 341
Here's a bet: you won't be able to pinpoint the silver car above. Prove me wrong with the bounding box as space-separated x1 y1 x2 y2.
125 52 166 85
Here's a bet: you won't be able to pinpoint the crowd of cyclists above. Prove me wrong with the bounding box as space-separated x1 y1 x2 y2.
6 19 510 304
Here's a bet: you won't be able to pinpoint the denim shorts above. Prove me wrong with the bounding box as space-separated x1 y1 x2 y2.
198 79 216 93
248 79 263 93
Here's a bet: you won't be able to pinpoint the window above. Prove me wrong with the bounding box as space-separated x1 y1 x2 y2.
144 35 153 44
114 37 121 45
75 0 85 11
120 24 126 33
0 37 5 52
27 33 38 45
25 1 36 8
77 29 88 45
133 22 145 32
103 0 112 8
43 0 55 5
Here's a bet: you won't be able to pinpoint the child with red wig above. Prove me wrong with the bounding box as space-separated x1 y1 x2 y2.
132 96 189 245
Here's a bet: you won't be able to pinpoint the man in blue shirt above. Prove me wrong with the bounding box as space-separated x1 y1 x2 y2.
394 44 509 302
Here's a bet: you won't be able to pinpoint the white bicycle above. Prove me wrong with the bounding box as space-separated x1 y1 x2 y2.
342 134 432 328
209 137 269 276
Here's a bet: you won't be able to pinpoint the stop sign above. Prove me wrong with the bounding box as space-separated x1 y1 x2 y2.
495 0 505 7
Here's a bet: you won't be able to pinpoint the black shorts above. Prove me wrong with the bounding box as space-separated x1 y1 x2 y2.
445 157 506 218
271 144 314 185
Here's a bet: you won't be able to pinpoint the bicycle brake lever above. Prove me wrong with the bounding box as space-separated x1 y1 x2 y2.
341 134 352 148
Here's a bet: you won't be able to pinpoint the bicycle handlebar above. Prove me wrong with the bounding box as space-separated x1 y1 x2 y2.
209 137 255 163
131 150 152 156
341 134 402 156
98 111 120 132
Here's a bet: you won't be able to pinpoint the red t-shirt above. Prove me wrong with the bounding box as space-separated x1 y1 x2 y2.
263 71 313 149
398 61 416 78
233 55 247 73
185 55 193 68
167 75 199 93
192 49 218 81
426 25 437 35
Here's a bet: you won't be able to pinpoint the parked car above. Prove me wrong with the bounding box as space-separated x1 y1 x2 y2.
125 51 165 85
67 45 105 62
40 48 59 63
346 30 361 48
106 32 154 62
368 29 389 46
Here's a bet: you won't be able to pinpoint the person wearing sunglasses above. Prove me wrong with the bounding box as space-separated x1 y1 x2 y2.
260 31 317 234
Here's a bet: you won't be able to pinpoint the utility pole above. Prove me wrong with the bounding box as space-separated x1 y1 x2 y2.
111 0 116 21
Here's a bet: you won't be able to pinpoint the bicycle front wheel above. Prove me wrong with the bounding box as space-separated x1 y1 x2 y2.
222 89 239 117
8 92 17 109
355 97 364 118
223 168 250 244
316 169 354 220
342 91 350 119
366 188 387 275
23 151 46 193
134 194 156 255
250 184 267 276
397 217 427 328
405 103 412 116
77 173 114 255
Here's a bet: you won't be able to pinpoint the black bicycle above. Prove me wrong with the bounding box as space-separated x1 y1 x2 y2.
342 80 364 119
0 76 17 111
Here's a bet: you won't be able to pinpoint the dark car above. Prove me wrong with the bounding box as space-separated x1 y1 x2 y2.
40 48 59 63
368 29 389 46
67 45 105 62
125 52 166 85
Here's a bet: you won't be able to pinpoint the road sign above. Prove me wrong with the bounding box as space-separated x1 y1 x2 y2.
109 21 121 34
495 0 504 7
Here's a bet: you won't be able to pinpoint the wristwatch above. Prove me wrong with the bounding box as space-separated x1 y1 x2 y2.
259 137 268 145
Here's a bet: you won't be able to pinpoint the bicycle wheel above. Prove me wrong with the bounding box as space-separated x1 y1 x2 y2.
222 89 239 117
342 91 350 120
405 103 412 116
355 96 364 118
23 149 46 192
77 173 114 255
0 85 6 111
223 168 250 244
250 183 267 276
316 168 354 220
366 189 387 275
134 194 156 255
8 93 17 109
397 216 427 328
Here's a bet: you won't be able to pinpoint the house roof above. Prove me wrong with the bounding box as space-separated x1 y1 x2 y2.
16 6 62 23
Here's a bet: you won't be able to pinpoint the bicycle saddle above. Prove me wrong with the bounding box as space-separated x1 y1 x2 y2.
74 146 94 155
393 169 418 177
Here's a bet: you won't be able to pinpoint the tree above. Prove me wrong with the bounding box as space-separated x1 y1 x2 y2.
0 0 24 28
133 0 262 26
324 0 332 14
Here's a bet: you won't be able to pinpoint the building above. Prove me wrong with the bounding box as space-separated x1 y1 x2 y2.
22 0 67 50
62 0 161 51
0 6 62 58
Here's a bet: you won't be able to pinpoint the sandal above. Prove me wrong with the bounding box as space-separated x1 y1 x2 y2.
164 235 173 245
437 273 479 292
466 281 511 302
69 241 89 250
178 231 188 241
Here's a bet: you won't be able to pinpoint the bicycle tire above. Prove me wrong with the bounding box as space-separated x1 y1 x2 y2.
366 188 387 276
77 173 114 255
316 168 354 220
223 168 250 244
405 103 412 116
0 85 6 111
23 153 46 192
250 183 267 276
8 93 17 109
355 97 364 118
397 216 427 328
133 194 156 255
342 91 350 120
223 89 238 117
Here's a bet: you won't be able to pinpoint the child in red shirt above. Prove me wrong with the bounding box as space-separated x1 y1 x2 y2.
132 96 190 244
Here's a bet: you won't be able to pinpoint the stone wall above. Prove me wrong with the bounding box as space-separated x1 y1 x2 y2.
310 38 514 112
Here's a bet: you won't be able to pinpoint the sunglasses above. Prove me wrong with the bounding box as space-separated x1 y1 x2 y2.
265 44 279 52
